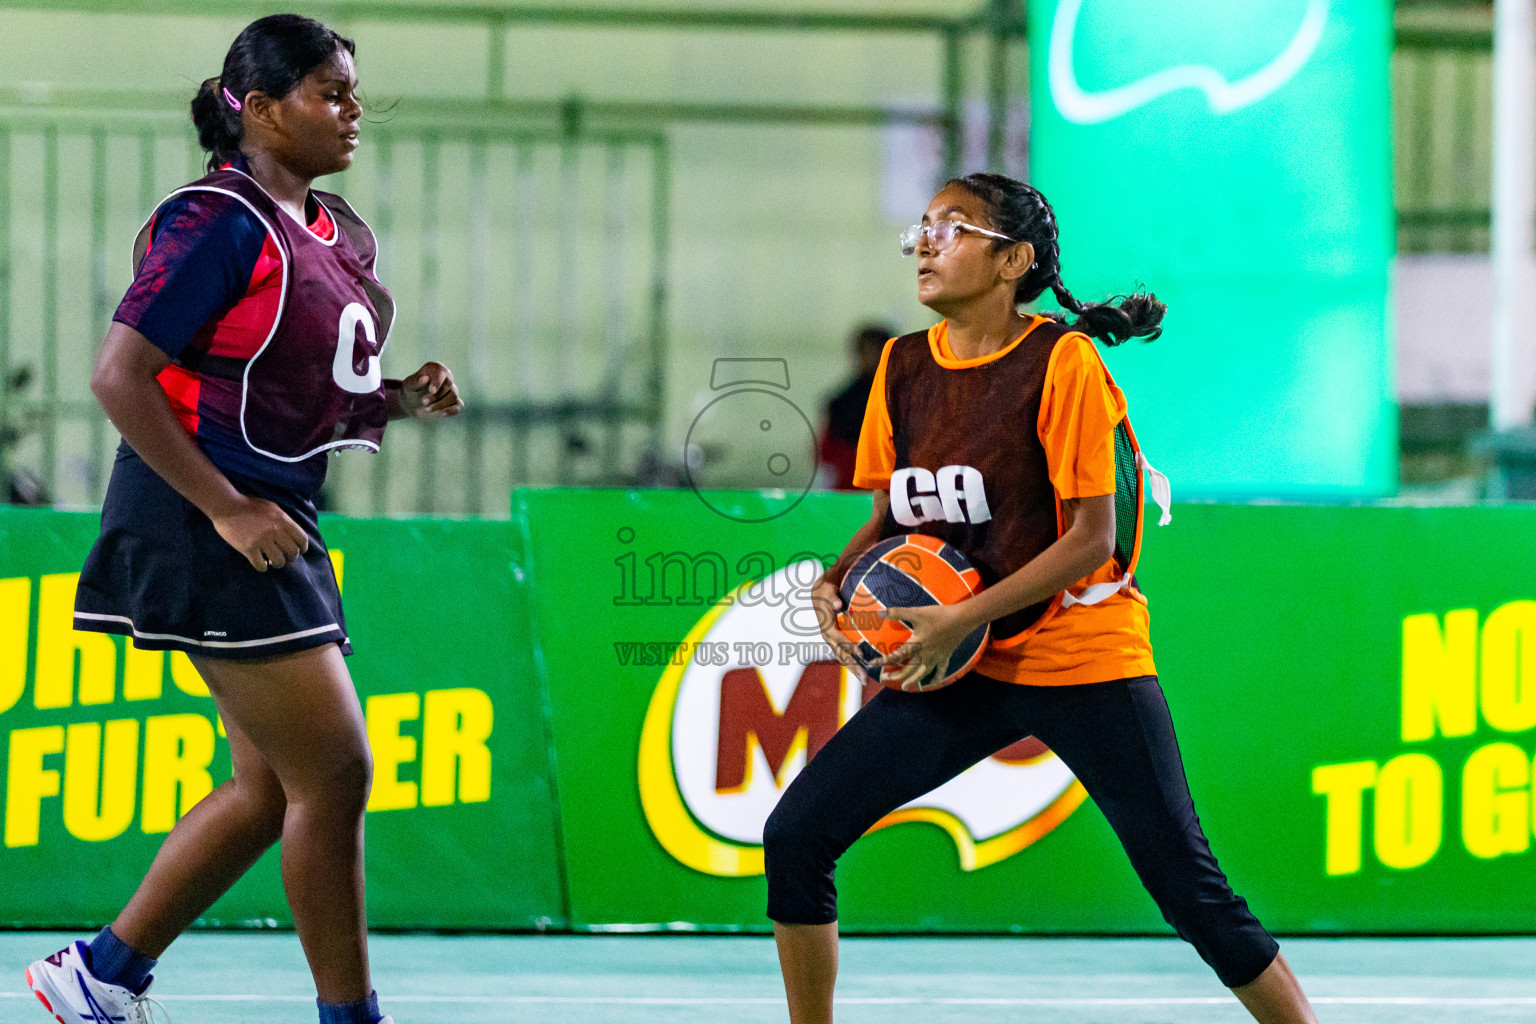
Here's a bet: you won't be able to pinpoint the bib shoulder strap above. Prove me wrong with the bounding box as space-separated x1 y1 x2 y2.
311 190 394 345
884 328 933 378
312 190 376 262
130 169 283 276
1026 315 1078 348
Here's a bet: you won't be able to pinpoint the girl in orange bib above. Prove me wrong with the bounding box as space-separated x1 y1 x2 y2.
766 174 1319 1024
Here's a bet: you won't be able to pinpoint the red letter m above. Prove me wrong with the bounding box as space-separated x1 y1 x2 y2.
715 662 840 793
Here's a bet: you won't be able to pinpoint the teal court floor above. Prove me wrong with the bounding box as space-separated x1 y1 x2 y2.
3 933 1535 1023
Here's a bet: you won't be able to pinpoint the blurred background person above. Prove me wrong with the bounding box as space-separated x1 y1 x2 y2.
817 322 894 490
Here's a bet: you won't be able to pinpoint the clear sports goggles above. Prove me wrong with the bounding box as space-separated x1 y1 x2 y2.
900 219 1017 257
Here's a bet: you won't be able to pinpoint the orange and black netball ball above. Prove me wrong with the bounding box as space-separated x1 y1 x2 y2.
836 533 989 691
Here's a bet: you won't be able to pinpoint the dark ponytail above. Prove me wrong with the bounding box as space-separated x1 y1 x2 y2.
190 13 356 173
190 78 242 170
944 172 1165 346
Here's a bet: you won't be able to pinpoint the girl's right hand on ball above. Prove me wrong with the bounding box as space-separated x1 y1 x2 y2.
813 576 865 677
211 495 309 572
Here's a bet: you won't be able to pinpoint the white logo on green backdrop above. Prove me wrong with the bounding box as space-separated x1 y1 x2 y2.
1048 0 1329 123
1027 0 1393 498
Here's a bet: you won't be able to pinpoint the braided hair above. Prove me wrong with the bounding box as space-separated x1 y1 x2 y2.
945 173 1165 347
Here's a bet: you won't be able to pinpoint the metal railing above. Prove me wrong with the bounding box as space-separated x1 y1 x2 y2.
1393 1 1502 254
0 96 672 514
9 2 1502 509
0 1 1025 514
10 0 1028 184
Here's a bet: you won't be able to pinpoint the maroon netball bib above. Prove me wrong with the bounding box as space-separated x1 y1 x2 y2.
133 168 395 463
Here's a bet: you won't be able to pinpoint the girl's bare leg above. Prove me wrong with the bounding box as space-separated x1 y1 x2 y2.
1232 953 1320 1024
110 644 373 1005
111 707 286 955
773 921 839 1024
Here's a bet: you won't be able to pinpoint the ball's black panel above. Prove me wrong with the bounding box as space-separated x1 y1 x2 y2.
837 533 990 691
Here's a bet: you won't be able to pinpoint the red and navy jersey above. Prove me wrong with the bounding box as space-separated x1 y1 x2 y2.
114 157 393 496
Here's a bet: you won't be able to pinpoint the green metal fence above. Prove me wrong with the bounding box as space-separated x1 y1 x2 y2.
0 0 1515 512
0 1 1023 514
1393 1 1500 254
0 95 673 514
8 0 1027 180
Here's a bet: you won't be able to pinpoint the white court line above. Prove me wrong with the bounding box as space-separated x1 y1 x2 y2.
5 993 1536 1006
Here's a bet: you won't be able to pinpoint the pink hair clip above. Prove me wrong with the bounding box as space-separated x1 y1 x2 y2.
222 86 242 111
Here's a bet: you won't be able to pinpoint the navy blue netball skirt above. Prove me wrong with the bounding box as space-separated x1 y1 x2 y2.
74 444 351 660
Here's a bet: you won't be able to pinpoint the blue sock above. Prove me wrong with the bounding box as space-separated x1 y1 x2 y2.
85 926 157 993
317 990 382 1024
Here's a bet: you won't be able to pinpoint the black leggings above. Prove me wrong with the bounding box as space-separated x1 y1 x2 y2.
763 673 1279 989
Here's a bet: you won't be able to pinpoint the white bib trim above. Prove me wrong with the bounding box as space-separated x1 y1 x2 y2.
1060 451 1173 609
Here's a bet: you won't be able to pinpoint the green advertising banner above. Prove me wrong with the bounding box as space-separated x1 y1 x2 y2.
6 494 1536 935
521 491 1536 935
1027 0 1396 498
1143 504 1536 933
0 509 565 930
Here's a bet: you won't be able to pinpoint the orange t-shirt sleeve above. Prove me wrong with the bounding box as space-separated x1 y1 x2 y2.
1038 333 1127 500
851 337 898 490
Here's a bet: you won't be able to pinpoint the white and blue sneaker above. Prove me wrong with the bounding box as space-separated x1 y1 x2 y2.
24 941 166 1023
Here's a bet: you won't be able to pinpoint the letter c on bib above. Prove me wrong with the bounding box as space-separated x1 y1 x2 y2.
333 302 382 395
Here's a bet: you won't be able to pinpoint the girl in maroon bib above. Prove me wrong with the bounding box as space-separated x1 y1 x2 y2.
129 162 396 469
28 17 459 1024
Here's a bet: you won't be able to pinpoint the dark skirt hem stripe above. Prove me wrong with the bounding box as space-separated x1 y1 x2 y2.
74 612 350 660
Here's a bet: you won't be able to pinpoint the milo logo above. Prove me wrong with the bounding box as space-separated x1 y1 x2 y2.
638 560 1085 876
